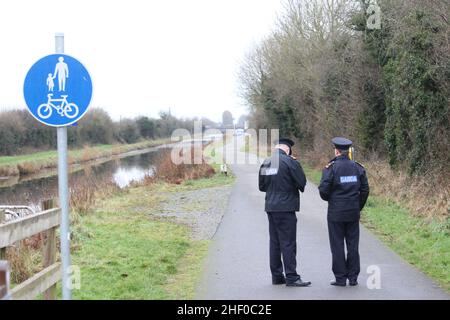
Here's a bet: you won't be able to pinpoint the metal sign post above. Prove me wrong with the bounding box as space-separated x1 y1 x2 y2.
55 33 71 300
23 33 92 300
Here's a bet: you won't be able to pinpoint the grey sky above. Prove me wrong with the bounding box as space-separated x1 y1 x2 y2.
0 0 283 123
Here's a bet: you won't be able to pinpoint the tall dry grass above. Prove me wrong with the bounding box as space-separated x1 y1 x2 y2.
365 160 449 219
300 148 449 219
0 165 20 177
5 234 44 284
142 147 215 185
6 244 42 283
70 171 122 216
17 162 46 175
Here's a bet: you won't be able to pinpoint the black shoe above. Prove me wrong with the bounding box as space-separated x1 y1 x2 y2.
286 279 311 287
330 280 346 287
349 280 358 286
272 277 286 285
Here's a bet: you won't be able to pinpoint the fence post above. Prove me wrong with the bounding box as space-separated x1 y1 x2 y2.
0 261 10 300
42 199 57 300
1 209 8 299
0 210 5 261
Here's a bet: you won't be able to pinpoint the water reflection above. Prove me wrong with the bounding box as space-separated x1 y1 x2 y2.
0 148 162 210
113 166 155 188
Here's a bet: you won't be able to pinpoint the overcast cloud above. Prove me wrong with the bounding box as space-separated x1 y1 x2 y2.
0 0 283 123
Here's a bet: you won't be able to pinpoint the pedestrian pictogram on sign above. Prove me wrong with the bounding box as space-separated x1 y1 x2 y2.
23 54 92 127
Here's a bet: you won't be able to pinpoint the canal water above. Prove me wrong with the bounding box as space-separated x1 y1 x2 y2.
0 147 167 211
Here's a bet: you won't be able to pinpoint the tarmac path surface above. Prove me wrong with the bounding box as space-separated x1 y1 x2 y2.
196 136 449 299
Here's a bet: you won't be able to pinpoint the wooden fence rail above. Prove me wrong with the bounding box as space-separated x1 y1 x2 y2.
0 200 61 300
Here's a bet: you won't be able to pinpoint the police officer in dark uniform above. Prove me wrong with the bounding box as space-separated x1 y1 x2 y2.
318 137 370 286
258 138 311 287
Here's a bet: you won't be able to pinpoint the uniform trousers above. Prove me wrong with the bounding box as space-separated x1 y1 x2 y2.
267 212 300 283
327 220 360 283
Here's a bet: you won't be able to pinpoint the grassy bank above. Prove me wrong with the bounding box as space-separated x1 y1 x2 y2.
0 138 169 177
302 163 449 292
70 169 235 299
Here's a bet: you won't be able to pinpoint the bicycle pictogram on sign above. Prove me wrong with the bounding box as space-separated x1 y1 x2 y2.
23 54 92 127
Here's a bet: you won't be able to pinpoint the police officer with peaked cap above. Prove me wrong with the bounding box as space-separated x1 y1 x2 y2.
318 137 370 286
258 138 311 287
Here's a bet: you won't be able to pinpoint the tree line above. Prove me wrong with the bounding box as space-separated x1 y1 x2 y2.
239 0 449 174
0 108 208 156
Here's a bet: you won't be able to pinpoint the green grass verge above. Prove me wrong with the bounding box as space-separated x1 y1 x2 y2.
69 168 235 300
302 163 449 292
0 150 59 166
302 163 322 185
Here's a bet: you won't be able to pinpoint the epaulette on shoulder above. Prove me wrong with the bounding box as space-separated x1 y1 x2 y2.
355 161 365 168
325 161 335 169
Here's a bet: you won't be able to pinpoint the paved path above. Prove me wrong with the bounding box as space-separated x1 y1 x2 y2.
196 137 448 299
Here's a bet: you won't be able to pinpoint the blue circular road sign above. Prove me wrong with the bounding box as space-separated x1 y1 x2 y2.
23 54 93 127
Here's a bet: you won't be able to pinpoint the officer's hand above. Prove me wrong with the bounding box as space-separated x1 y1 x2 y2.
290 155 297 160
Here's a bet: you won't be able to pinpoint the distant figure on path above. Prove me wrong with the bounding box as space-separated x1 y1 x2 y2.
318 137 370 287
46 73 55 92
53 56 69 91
258 138 311 287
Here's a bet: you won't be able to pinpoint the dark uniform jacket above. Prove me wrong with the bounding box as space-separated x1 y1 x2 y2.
318 155 370 222
258 149 307 212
